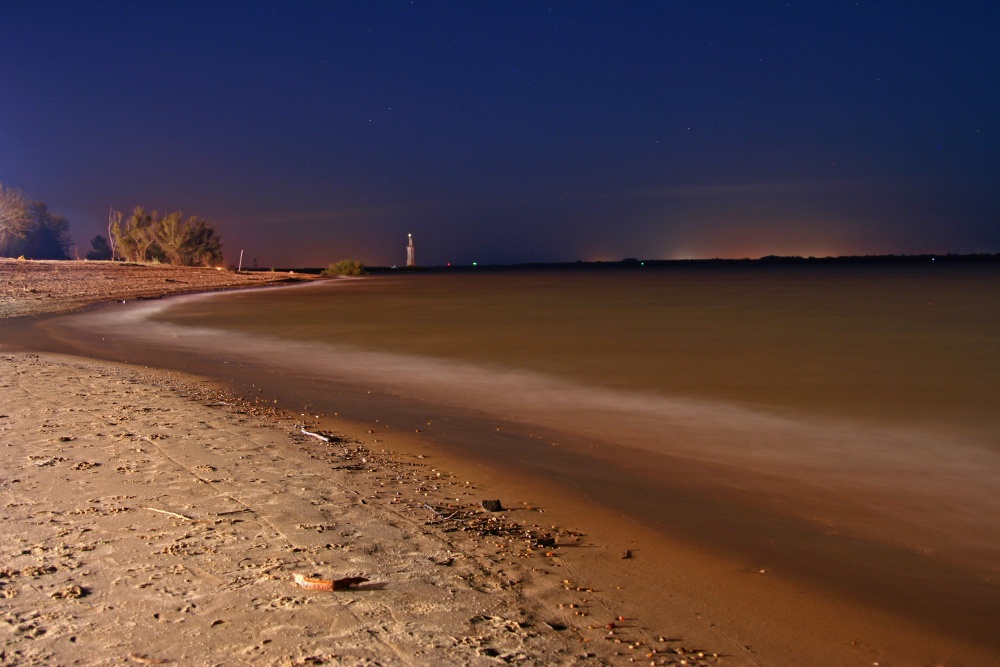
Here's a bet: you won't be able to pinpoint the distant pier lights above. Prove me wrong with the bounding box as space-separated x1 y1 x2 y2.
406 233 415 267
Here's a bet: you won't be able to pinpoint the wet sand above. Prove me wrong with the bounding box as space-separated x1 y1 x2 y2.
3 260 999 665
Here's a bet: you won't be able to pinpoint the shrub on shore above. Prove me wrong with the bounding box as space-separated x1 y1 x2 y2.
322 260 366 276
111 206 223 266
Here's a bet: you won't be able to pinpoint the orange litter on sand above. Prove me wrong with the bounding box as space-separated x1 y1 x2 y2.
293 573 369 591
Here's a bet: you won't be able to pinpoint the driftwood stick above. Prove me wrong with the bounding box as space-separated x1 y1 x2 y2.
216 508 253 516
301 428 330 443
143 507 195 522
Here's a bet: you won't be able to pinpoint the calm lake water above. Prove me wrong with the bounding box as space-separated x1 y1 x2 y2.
36 262 1000 649
155 263 1000 428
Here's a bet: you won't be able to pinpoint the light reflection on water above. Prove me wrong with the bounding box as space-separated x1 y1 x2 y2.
59 266 1000 574
148 267 1000 428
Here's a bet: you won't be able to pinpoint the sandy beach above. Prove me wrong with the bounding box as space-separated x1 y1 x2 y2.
2 261 737 665
0 259 314 320
3 260 996 666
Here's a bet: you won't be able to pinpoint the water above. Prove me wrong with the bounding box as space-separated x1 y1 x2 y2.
154 264 1000 423
36 262 1000 648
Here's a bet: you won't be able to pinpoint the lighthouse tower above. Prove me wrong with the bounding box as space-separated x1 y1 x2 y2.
406 233 415 267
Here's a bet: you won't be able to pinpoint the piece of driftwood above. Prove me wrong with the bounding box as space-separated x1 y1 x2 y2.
300 428 330 442
127 653 173 665
142 507 195 522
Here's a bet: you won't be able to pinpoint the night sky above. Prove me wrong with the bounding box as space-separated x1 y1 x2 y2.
3 2 998 267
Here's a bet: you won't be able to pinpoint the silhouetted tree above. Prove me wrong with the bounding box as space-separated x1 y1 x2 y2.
4 202 73 259
86 234 113 260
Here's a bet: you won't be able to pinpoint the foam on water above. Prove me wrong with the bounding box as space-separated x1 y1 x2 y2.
61 291 1000 568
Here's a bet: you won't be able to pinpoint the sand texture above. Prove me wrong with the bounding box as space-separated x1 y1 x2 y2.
1 353 687 665
1 261 730 665
0 259 309 320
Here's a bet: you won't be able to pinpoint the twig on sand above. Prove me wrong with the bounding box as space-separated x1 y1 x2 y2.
142 507 195 522
423 503 461 521
127 653 173 664
301 428 330 442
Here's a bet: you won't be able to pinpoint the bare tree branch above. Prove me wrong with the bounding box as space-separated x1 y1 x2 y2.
107 208 121 260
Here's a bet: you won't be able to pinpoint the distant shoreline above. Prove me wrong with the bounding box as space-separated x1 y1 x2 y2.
254 251 1000 275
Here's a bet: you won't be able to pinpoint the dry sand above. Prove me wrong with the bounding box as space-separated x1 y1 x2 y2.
0 259 310 320
1 261 732 666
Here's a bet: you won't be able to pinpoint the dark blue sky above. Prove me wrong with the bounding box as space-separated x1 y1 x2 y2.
3 1 998 266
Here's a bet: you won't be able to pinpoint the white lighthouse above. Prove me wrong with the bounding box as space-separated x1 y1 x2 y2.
406 233 415 267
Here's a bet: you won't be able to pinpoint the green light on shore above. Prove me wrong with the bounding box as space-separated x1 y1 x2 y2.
473 262 478 266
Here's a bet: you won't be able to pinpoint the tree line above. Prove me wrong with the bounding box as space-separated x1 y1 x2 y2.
0 184 72 259
1 182 224 266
